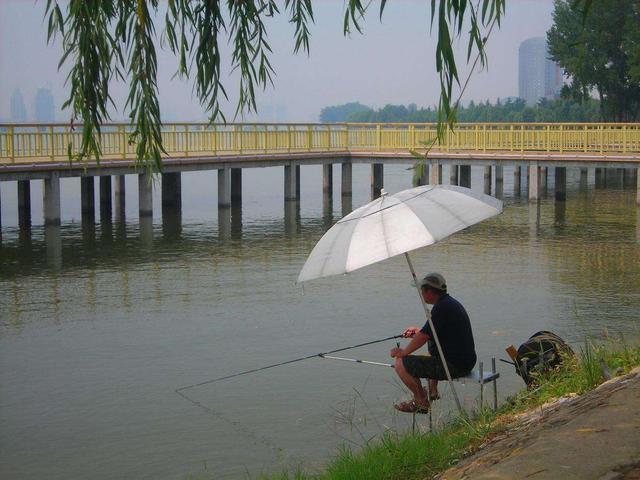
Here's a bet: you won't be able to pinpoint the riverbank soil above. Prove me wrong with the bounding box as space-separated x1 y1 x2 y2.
437 367 640 480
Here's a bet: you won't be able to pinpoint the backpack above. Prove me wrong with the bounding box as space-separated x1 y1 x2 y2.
515 330 574 386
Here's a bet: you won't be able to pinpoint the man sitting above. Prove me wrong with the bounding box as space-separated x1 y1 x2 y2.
390 273 477 413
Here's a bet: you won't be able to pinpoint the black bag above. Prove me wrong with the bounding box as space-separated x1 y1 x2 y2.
515 331 574 386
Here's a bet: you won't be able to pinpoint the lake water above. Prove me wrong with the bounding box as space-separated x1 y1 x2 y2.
1 164 639 479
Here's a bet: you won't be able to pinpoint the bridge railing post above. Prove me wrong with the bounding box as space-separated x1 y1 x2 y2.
509 125 514 151
583 124 588 153
8 126 14 162
623 125 627 153
599 124 604 154
307 125 313 151
184 125 189 156
36 128 42 157
409 125 415 150
49 126 55 161
483 124 487 152
376 124 381 151
546 124 550 152
121 125 128 159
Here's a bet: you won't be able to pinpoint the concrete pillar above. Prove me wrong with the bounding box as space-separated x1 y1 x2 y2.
341 162 352 197
81 177 95 217
114 175 125 220
430 162 440 185
579 168 588 189
138 172 153 217
528 165 540 201
414 164 428 187
218 168 231 208
637 168 640 205
17 180 31 230
595 168 604 188
623 168 636 189
161 172 182 213
483 166 492 195
322 163 333 196
459 165 471 188
495 166 504 199
296 165 301 199
555 167 567 202
540 167 548 193
371 163 384 199
231 168 242 207
514 166 522 195
81 177 95 222
284 164 299 202
43 173 61 226
99 176 112 222
449 165 458 186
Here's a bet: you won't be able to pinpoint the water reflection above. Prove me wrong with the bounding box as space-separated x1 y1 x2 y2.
140 216 154 248
44 224 62 271
284 201 301 235
1 168 639 480
341 194 353 218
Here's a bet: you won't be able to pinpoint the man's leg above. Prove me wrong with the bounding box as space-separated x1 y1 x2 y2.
394 357 428 406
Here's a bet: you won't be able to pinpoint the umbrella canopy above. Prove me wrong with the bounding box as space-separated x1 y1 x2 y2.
298 185 503 283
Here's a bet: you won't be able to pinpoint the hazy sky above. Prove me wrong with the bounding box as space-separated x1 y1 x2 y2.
0 0 555 122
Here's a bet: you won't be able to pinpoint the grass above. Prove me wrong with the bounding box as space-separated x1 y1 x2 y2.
260 335 640 480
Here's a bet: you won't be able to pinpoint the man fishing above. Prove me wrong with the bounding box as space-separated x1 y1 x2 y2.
390 273 476 413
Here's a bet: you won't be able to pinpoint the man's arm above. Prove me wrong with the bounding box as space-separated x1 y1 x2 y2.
390 331 428 358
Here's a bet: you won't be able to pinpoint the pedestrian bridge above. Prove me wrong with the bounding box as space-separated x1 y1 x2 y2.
1 122 639 168
0 122 638 229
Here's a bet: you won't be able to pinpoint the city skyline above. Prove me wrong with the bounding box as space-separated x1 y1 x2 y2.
1 0 556 122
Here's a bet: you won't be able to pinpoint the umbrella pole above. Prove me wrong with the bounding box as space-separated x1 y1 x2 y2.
404 253 464 414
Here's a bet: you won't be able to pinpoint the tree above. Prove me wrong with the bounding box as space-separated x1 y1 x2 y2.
45 0 509 171
319 102 372 122
547 0 640 121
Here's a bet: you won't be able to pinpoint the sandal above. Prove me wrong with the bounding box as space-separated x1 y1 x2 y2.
394 399 430 414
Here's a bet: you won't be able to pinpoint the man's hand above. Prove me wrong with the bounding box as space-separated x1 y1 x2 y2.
403 326 420 338
390 347 405 358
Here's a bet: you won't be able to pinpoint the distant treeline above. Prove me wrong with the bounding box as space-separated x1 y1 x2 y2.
319 98 602 123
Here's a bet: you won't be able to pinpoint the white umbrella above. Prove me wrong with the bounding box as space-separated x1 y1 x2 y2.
297 184 503 412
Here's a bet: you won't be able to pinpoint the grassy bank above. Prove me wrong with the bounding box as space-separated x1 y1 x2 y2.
265 337 640 480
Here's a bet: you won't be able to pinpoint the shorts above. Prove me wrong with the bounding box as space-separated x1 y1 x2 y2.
402 355 471 380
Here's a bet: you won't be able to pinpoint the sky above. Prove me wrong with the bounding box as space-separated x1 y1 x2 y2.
0 0 556 122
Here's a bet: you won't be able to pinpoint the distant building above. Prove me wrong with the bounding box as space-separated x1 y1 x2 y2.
34 88 55 122
518 37 563 106
10 88 27 122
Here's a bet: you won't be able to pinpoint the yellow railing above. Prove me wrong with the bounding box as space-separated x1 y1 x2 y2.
0 122 638 164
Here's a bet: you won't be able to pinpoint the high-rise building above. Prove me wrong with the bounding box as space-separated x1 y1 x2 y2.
518 37 563 106
10 88 27 122
34 88 55 122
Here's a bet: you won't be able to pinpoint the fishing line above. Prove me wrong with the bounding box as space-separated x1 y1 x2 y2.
174 334 403 457
175 333 403 393
175 388 285 456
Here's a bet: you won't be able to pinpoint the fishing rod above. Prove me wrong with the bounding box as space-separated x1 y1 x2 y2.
176 333 403 393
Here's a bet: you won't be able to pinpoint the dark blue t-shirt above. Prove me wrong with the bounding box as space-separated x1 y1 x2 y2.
420 294 476 372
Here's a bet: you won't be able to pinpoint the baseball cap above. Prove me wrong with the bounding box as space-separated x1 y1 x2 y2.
417 272 447 292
